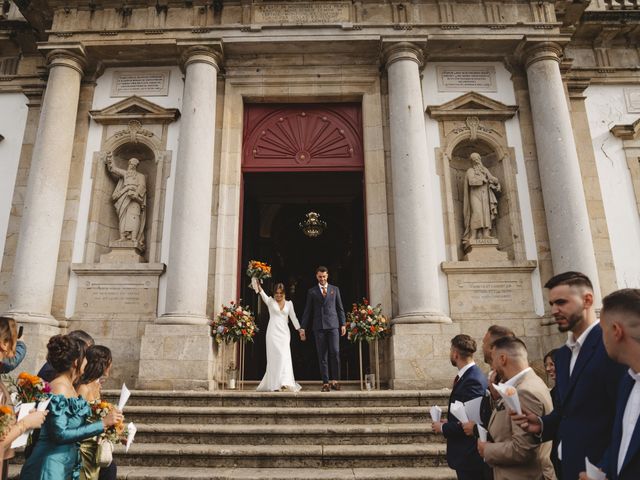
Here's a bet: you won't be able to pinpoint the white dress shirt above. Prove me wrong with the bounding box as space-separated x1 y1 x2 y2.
618 369 640 474
566 320 600 375
558 320 600 461
457 361 476 380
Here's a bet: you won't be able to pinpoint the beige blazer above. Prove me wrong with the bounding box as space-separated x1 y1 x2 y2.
483 369 556 480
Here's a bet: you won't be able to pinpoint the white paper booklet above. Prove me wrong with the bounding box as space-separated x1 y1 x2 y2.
430 405 442 423
585 457 606 480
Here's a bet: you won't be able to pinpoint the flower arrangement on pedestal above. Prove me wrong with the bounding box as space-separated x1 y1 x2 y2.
346 299 389 343
246 260 272 283
211 301 258 344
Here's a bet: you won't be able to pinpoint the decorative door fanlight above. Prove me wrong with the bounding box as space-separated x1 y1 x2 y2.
299 212 327 238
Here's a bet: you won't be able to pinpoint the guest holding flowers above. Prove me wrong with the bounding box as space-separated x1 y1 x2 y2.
77 345 117 480
20 335 123 480
0 317 48 480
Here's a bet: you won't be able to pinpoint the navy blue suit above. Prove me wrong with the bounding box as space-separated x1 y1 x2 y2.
442 363 488 479
540 324 626 479
600 373 640 480
301 284 346 383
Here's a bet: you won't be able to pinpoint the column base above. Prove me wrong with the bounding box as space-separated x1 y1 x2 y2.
3 311 61 327
137 323 215 390
388 321 460 389
391 312 452 325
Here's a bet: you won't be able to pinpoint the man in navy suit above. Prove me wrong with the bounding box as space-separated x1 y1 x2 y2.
513 271 626 479
300 266 346 392
433 334 488 480
579 288 640 480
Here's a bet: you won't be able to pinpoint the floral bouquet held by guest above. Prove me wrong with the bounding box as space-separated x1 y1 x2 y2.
211 302 258 345
89 401 128 446
0 406 15 441
11 372 51 406
346 299 390 343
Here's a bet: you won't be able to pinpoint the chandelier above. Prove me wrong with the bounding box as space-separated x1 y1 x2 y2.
299 212 327 238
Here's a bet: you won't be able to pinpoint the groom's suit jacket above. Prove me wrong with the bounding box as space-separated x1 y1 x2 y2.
300 284 346 331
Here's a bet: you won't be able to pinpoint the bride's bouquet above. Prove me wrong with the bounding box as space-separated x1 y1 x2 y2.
346 299 390 343
246 260 272 283
211 301 259 344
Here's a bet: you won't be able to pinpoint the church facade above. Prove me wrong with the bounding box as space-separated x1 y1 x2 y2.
0 0 639 389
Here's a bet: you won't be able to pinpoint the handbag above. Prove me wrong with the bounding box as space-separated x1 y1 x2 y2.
96 438 113 468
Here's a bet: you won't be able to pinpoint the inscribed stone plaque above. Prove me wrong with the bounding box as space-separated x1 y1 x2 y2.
111 70 171 97
624 89 640 113
437 66 497 92
253 2 351 24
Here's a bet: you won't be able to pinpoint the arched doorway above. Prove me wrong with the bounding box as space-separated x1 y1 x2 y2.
240 104 367 382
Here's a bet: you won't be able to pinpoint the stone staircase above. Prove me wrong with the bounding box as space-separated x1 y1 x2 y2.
11 385 456 479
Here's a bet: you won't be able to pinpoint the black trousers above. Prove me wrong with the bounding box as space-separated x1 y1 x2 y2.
314 328 340 383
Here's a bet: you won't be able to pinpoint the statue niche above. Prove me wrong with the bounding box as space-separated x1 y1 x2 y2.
99 143 156 264
450 140 508 262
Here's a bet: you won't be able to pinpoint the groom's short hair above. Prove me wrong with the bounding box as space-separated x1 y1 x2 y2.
315 266 328 274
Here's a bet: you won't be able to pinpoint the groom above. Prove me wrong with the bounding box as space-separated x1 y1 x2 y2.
300 266 346 392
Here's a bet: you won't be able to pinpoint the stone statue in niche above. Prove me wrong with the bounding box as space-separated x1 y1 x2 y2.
106 151 147 252
462 152 501 242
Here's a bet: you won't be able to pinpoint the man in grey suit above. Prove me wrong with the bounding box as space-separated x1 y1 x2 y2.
300 266 347 392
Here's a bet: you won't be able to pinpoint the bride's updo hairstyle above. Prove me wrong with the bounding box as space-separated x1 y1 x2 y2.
273 283 286 298
47 334 85 374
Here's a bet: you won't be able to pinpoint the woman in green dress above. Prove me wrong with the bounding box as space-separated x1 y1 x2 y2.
77 345 117 480
20 335 123 480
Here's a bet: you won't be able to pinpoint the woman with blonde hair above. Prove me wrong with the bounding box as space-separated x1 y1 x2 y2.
0 316 48 480
252 280 302 392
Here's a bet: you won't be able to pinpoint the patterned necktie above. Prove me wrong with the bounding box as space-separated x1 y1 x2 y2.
321 286 327 298
453 375 460 388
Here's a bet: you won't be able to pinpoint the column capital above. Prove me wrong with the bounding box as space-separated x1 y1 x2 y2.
521 41 564 69
382 42 424 70
44 48 87 76
180 45 223 72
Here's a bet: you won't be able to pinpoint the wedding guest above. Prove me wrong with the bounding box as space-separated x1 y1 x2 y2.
20 335 123 480
478 336 555 480
0 317 47 480
579 289 640 480
77 345 117 480
544 348 560 477
512 272 626 479
432 334 487 480
38 329 95 382
25 329 96 460
543 349 557 386
460 325 515 480
0 336 26 374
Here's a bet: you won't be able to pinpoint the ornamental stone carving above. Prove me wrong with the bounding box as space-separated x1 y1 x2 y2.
462 152 501 242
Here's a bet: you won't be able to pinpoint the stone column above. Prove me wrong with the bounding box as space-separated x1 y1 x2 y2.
384 43 449 324
524 43 601 300
138 46 220 389
6 48 86 328
384 43 454 389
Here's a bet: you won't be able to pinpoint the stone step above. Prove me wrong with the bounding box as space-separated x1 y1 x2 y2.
103 389 450 408
9 465 456 479
121 405 432 425
112 443 446 468
129 423 445 445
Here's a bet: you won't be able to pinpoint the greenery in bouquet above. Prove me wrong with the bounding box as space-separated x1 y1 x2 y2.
10 372 51 405
346 299 390 343
246 260 272 282
89 400 128 445
0 405 15 441
211 301 258 344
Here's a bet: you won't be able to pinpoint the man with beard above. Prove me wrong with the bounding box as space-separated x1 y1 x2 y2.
513 271 626 479
432 335 487 480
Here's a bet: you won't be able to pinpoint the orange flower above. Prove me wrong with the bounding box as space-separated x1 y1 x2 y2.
0 406 12 416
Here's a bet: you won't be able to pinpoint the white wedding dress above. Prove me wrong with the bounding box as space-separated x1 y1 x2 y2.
256 289 302 392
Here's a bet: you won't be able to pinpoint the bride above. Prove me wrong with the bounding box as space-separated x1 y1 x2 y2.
252 278 302 392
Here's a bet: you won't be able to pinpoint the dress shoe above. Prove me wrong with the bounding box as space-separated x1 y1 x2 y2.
330 382 341 391
321 383 331 392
